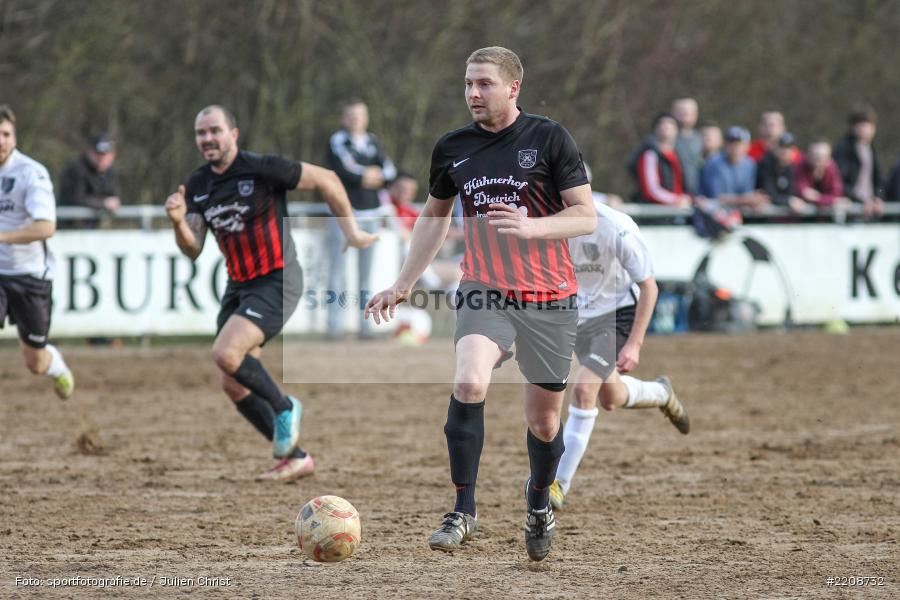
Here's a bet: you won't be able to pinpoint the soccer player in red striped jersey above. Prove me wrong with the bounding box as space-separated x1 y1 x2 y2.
165 105 376 481
365 47 596 561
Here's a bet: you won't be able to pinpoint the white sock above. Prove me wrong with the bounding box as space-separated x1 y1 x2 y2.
557 405 599 495
621 375 668 408
44 344 68 378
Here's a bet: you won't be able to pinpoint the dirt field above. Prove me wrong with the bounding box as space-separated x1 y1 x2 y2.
1 329 898 599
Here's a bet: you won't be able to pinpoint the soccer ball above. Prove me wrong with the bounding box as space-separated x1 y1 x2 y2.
393 306 432 346
295 495 361 562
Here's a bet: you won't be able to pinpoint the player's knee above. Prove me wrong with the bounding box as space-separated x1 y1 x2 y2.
598 384 626 412
528 417 560 442
572 383 598 410
452 381 489 404
212 345 243 375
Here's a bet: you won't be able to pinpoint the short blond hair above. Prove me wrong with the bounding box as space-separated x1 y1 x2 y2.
466 46 523 83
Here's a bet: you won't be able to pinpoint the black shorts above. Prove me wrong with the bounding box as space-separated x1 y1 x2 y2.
217 263 303 344
0 274 53 349
574 305 636 380
453 281 578 391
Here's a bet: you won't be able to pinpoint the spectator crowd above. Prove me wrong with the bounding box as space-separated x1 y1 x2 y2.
627 100 899 227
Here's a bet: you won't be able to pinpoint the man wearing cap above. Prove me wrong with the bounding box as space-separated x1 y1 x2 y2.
700 126 770 213
756 132 807 214
59 133 122 227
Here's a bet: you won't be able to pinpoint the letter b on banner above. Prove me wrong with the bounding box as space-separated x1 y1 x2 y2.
67 254 99 311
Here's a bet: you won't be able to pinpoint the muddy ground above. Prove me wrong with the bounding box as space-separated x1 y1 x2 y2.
0 329 897 598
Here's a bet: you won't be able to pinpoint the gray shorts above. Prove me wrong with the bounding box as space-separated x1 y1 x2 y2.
453 281 577 391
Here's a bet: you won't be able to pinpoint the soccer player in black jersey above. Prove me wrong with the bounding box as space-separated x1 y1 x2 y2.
365 48 596 560
166 105 376 481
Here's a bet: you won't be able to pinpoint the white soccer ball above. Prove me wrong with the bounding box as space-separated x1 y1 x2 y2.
295 495 361 562
393 306 432 346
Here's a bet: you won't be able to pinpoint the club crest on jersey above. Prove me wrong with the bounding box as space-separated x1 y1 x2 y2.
238 180 254 197
518 149 538 169
1 177 15 193
582 242 601 262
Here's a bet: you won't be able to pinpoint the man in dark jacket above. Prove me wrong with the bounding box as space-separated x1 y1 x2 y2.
756 132 806 214
59 134 122 225
832 106 885 219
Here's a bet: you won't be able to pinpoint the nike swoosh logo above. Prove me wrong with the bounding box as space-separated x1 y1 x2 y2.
245 308 263 319
452 157 470 168
194 194 210 202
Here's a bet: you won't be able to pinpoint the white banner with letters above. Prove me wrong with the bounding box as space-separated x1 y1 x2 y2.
643 223 899 325
0 223 897 338
0 226 401 338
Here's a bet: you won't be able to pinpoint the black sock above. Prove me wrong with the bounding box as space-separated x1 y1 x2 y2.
234 394 307 458
444 394 484 517
526 427 565 510
232 355 291 413
235 393 274 438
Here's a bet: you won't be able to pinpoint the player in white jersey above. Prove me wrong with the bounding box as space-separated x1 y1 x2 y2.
548 197 689 510
0 106 74 399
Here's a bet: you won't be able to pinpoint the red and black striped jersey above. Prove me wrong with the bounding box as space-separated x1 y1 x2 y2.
184 151 302 282
429 110 588 301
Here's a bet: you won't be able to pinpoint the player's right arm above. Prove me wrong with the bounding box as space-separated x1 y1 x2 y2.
364 195 454 324
296 162 378 250
616 276 658 373
615 225 656 373
165 185 206 261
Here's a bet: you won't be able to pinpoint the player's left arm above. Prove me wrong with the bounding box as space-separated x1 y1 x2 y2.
295 162 377 249
616 276 658 373
487 184 596 239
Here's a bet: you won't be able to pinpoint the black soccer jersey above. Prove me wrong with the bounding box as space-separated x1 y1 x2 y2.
184 151 302 282
429 110 588 300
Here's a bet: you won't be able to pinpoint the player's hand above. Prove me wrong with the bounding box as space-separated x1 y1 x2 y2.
616 341 641 373
487 203 537 239
165 185 187 224
364 284 410 324
343 229 380 252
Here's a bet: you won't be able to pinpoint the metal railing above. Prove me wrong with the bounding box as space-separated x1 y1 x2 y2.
54 201 900 230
